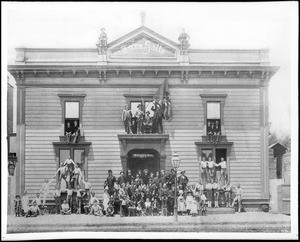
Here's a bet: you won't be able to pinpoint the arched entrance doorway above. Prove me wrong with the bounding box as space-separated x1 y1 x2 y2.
127 149 160 176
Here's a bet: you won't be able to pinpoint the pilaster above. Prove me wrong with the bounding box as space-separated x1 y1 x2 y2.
260 72 270 199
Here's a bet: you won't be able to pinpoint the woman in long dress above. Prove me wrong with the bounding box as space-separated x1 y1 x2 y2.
185 191 193 215
177 190 186 215
21 190 30 215
102 187 110 215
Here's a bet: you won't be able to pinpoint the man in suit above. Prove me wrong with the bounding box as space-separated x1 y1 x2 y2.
106 170 117 196
151 99 164 134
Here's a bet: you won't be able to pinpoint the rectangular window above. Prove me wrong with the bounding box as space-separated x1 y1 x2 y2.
74 149 85 164
130 101 154 117
207 102 221 135
65 102 79 118
65 101 80 134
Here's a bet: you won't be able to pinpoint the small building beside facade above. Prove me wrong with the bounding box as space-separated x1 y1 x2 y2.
269 142 288 180
8 25 279 208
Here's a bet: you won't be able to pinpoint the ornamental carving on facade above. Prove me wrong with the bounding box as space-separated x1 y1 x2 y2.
178 29 190 55
96 28 108 55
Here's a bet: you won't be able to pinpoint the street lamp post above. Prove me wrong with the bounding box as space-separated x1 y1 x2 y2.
171 152 181 223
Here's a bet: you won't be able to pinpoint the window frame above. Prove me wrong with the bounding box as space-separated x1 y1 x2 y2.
58 94 86 136
200 94 227 136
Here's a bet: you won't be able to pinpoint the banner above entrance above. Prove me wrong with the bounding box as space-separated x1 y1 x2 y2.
110 35 177 58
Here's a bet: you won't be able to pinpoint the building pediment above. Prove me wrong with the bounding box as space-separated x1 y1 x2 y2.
107 27 179 60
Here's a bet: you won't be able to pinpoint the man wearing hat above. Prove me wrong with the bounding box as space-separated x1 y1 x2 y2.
159 170 167 185
122 104 132 134
118 171 126 185
141 168 150 185
151 99 164 134
166 168 176 190
135 103 144 134
143 110 153 133
106 170 116 196
178 170 189 191
126 170 134 185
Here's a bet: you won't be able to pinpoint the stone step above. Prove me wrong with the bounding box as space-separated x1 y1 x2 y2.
206 207 235 214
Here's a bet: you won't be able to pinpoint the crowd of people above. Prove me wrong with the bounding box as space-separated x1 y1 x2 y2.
14 165 244 218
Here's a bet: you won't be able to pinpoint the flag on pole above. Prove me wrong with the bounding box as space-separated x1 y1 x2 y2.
153 79 173 121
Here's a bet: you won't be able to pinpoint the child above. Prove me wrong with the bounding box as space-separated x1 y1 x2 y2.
84 192 99 214
14 195 22 217
89 200 103 216
152 198 160 216
206 180 213 208
76 185 85 214
66 184 73 212
61 199 71 215
21 190 30 216
195 179 204 194
83 178 92 199
200 192 207 216
185 191 193 215
39 178 55 206
194 191 201 215
144 197 152 216
32 193 41 209
122 104 132 134
231 184 243 213
222 180 232 208
161 194 168 216
25 201 40 217
128 200 136 217
106 201 115 217
212 178 220 208
54 185 62 214
177 190 186 216
102 187 110 215
190 196 198 217
136 202 143 216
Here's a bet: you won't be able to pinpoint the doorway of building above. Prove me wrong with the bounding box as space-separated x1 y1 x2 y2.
127 149 160 177
215 148 227 164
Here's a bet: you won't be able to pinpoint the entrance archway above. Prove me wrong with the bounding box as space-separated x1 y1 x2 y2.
127 149 160 176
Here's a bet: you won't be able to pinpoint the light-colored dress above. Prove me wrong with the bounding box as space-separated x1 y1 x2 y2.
185 195 193 210
190 199 198 214
21 195 30 213
177 195 186 212
102 191 110 211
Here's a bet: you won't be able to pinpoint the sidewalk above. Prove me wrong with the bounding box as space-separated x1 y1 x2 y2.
6 212 291 234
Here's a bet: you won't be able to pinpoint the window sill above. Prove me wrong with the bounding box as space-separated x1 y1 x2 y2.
202 135 228 142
